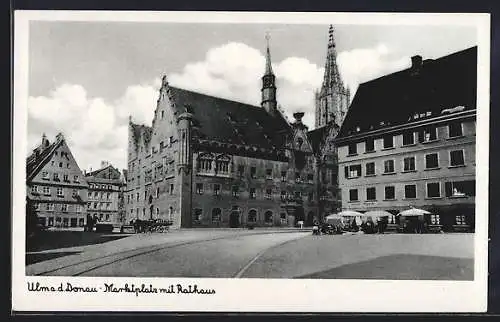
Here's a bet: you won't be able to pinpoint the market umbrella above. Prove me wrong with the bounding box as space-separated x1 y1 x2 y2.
337 210 364 217
364 210 393 218
397 208 431 217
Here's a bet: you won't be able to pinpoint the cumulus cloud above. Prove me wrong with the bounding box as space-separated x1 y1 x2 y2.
27 42 412 172
27 81 157 172
169 42 325 129
337 43 411 94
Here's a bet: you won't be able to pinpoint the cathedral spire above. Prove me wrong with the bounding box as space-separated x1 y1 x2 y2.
261 32 277 116
315 25 350 129
322 25 342 93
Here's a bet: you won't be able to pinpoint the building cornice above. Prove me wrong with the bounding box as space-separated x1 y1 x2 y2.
334 109 476 145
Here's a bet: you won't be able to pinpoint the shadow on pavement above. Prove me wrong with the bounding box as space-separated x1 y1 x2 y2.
297 254 474 280
26 251 82 265
26 231 129 252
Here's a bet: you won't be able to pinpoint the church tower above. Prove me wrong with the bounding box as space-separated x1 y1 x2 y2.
315 25 350 129
261 33 278 116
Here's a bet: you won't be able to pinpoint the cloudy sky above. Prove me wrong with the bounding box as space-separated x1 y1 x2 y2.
27 19 477 172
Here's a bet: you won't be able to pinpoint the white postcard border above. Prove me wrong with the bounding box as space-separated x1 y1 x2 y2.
12 10 490 313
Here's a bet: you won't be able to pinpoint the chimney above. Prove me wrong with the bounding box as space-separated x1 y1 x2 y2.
411 55 423 74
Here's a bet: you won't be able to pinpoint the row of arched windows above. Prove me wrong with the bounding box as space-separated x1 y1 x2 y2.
197 153 231 174
195 208 275 223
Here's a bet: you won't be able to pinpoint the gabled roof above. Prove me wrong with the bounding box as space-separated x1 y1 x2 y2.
337 46 477 139
167 87 291 149
26 137 63 181
85 164 124 184
307 125 329 154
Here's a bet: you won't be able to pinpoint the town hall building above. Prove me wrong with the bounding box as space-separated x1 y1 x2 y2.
124 26 350 228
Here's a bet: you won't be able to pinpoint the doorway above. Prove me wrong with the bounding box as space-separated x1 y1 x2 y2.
230 211 240 228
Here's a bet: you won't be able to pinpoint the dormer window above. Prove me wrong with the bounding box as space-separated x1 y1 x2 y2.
42 171 49 180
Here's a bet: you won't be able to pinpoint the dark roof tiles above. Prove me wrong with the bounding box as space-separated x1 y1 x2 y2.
337 46 477 138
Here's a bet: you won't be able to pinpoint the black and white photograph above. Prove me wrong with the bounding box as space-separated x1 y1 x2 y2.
12 11 490 312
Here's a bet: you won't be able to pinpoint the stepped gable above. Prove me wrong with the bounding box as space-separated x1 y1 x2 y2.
167 86 291 150
337 46 477 139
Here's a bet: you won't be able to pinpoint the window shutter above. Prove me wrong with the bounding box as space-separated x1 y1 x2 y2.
344 166 349 178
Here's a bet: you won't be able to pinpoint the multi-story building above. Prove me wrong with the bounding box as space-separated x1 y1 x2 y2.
26 133 88 229
314 25 350 129
84 161 126 226
334 46 477 232
124 36 331 228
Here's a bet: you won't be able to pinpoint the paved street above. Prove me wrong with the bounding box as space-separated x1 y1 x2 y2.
26 229 474 280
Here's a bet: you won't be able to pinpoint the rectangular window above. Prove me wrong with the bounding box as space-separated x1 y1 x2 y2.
42 171 49 180
403 131 415 146
365 138 375 152
46 203 54 211
250 188 256 199
73 175 79 182
294 191 302 200
430 214 441 225
448 122 463 138
384 186 395 200
403 157 416 172
425 153 439 169
48 217 54 226
445 180 475 197
280 191 287 201
63 174 69 182
237 165 245 176
349 189 358 202
366 187 376 201
404 185 417 199
232 185 239 198
61 204 68 212
281 171 287 182
307 174 314 182
384 160 395 173
250 167 257 178
170 184 174 195
348 143 357 155
295 172 301 183
455 215 467 225
196 183 204 195
213 184 220 196
53 173 60 181
427 182 441 198
72 189 78 197
43 186 50 195
420 126 437 143
347 164 362 178
450 150 465 166
31 185 39 193
266 169 273 179
365 162 375 176
57 187 64 197
383 135 394 149
265 188 272 200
